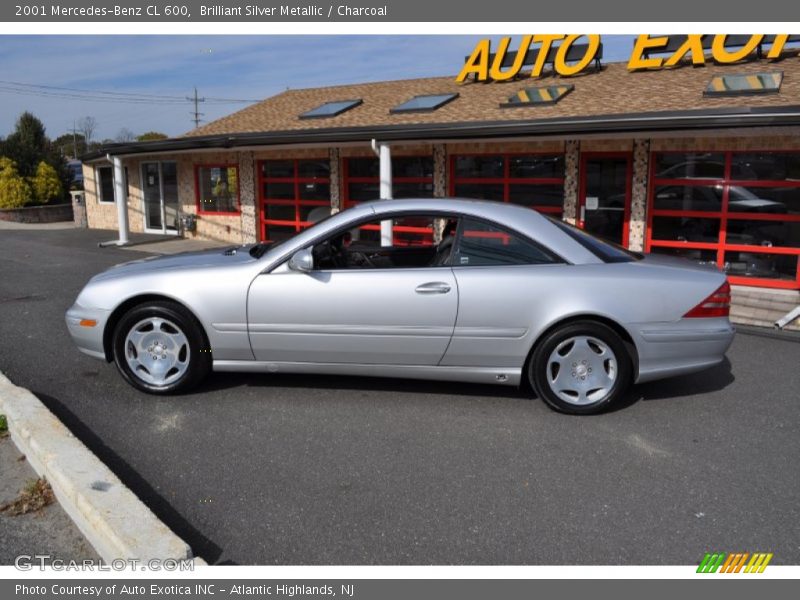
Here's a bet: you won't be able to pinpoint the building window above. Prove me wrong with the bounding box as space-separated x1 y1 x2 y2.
647 151 800 289
258 159 330 242
96 165 127 204
299 99 362 119
195 165 239 214
343 155 434 208
704 72 783 96
450 153 565 216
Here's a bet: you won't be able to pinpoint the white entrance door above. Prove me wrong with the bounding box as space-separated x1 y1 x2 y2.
141 161 180 235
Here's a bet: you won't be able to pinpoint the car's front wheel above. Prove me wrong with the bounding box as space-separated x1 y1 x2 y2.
529 320 632 415
112 301 211 394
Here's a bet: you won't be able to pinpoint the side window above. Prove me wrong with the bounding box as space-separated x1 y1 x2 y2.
312 214 459 270
454 218 560 267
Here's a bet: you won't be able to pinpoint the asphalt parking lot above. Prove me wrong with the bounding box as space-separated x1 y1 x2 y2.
0 226 799 565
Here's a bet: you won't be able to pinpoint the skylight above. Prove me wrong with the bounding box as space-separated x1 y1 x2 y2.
501 84 574 107
299 99 362 119
705 72 783 96
390 93 459 114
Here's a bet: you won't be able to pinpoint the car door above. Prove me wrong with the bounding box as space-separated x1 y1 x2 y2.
247 216 459 366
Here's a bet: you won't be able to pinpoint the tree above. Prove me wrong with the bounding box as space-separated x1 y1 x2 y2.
76 116 98 145
0 157 33 209
30 161 63 203
53 132 87 159
3 112 49 177
116 128 135 143
137 131 168 141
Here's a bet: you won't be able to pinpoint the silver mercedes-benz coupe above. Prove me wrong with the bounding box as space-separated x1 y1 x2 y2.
66 199 734 414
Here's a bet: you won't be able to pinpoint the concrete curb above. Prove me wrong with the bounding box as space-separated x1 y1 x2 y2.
0 371 206 566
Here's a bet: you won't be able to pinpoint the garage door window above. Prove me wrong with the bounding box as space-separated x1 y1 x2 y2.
450 153 565 216
647 151 800 289
343 156 434 207
259 159 330 242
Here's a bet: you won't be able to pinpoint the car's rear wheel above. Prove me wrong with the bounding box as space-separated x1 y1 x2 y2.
112 301 211 394
529 321 631 415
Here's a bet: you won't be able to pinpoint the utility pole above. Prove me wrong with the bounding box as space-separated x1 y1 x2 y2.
187 87 205 128
70 121 78 158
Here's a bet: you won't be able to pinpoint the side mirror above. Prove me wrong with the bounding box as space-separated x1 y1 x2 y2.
288 247 314 272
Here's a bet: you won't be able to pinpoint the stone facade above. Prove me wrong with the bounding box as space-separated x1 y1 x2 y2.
563 140 580 225
329 147 341 213
627 139 650 252
433 144 447 198
238 151 257 244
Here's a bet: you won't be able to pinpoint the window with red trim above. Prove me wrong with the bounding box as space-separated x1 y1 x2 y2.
646 151 800 289
343 155 435 245
196 165 239 214
342 155 434 207
259 159 330 242
450 153 565 216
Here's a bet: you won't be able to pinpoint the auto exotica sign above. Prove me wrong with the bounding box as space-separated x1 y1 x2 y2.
456 34 796 82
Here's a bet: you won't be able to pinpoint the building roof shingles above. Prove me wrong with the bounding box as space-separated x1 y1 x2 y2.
185 58 800 138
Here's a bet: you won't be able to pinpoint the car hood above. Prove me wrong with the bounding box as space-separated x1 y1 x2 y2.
92 245 256 281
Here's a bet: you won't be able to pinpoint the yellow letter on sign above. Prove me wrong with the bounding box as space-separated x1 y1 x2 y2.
628 35 669 70
664 34 707 67
489 35 533 81
767 35 789 59
529 34 566 77
456 39 491 83
711 34 764 63
554 34 600 76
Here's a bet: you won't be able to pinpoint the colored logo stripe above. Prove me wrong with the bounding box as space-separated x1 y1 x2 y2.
697 552 773 573
745 553 773 573
697 553 726 573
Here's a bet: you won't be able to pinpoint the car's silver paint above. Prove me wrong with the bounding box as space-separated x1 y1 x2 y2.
212 360 522 387
66 198 734 391
248 262 458 364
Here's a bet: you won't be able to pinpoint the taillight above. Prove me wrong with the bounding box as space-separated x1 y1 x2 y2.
683 281 731 318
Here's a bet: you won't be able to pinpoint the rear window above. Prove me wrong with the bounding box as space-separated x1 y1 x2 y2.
548 217 642 263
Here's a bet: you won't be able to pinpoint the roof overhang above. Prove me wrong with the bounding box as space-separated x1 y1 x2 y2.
82 105 800 161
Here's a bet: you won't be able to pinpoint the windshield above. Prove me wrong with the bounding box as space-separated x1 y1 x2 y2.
547 217 642 263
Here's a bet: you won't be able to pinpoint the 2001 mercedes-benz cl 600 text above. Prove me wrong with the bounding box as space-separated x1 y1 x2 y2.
66 199 734 414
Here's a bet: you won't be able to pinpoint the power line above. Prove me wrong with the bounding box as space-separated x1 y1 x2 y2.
0 79 260 104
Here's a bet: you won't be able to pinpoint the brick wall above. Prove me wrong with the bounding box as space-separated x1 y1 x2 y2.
730 286 800 331
0 203 73 223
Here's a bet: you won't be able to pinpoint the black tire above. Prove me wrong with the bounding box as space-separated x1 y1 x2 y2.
112 300 211 394
529 320 632 415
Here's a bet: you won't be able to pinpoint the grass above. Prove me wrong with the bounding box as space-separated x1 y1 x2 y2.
0 478 55 516
0 414 7 438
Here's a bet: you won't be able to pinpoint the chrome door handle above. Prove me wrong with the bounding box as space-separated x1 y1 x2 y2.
415 282 451 294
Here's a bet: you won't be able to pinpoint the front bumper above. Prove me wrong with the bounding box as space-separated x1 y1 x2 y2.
632 318 735 384
65 303 112 360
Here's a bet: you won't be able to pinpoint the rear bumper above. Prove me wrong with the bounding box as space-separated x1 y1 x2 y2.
65 303 111 361
632 318 735 384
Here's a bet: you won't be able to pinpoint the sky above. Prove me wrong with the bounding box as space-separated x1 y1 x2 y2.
0 35 636 143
